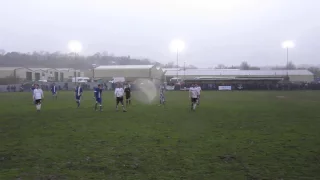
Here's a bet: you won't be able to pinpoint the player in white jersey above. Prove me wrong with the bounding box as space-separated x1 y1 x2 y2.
189 84 199 111
196 84 202 105
33 84 44 112
114 84 127 112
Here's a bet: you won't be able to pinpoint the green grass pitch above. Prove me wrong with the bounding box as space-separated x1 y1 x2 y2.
0 91 320 179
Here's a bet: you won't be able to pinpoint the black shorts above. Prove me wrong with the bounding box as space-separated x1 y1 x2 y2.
35 99 42 104
116 97 124 104
126 95 131 99
191 98 198 103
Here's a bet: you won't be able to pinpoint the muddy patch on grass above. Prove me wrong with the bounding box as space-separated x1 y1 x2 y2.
218 154 237 163
17 174 66 180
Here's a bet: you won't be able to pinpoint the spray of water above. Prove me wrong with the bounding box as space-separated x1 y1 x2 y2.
133 78 158 104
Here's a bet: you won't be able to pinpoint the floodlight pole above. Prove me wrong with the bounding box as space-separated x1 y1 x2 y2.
286 47 289 76
176 48 179 78
92 64 96 82
184 61 186 80
93 68 95 80
74 52 77 85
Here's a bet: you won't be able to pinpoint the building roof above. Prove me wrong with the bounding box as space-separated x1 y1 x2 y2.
95 65 154 70
162 68 181 71
28 68 58 72
56 68 79 71
0 67 23 70
185 77 284 81
0 67 82 72
0 67 42 71
56 68 71 71
165 69 313 76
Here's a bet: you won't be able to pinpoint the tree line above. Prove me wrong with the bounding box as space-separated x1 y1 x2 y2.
0 51 159 70
214 61 320 77
0 51 319 78
0 51 201 70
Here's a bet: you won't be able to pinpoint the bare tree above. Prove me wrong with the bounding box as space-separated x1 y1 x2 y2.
0 49 5 55
240 61 250 70
215 64 226 69
164 62 175 68
286 61 296 70
308 67 320 77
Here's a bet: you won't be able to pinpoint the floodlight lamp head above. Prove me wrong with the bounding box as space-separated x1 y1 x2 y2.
68 40 82 53
282 41 295 49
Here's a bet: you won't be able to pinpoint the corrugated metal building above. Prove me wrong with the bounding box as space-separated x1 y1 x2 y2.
0 67 23 78
165 69 314 82
56 68 84 81
28 68 60 81
0 67 36 80
92 65 164 81
0 67 84 82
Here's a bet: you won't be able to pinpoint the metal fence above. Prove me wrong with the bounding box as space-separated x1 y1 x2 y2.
0 81 122 92
2 82 320 92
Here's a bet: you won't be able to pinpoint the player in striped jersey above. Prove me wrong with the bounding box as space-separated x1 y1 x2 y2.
124 85 131 106
74 84 83 108
51 83 58 100
159 84 165 105
94 84 103 111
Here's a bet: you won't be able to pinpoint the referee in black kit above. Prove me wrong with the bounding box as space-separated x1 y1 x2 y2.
124 84 131 106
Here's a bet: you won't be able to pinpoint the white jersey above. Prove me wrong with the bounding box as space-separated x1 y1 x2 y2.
33 88 44 100
196 86 201 95
114 88 124 97
189 87 198 98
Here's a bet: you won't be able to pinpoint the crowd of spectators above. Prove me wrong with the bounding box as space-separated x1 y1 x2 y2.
179 82 320 90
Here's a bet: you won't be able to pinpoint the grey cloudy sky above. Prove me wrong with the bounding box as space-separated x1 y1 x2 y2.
1 0 320 67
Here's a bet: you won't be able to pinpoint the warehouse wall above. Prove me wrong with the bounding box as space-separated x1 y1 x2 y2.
289 75 314 82
150 67 164 80
84 70 93 78
15 68 29 79
94 69 151 78
0 68 86 82
0 70 14 78
165 74 314 83
62 71 80 79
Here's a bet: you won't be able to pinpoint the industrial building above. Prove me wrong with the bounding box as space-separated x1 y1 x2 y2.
28 68 62 81
56 68 84 81
0 67 83 83
0 66 314 84
90 65 164 82
164 69 314 83
0 67 38 81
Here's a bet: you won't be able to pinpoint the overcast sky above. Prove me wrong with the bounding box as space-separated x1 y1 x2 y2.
1 0 320 67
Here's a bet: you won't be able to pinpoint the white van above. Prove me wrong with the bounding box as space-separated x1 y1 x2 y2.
72 77 90 83
109 77 125 83
169 77 182 85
